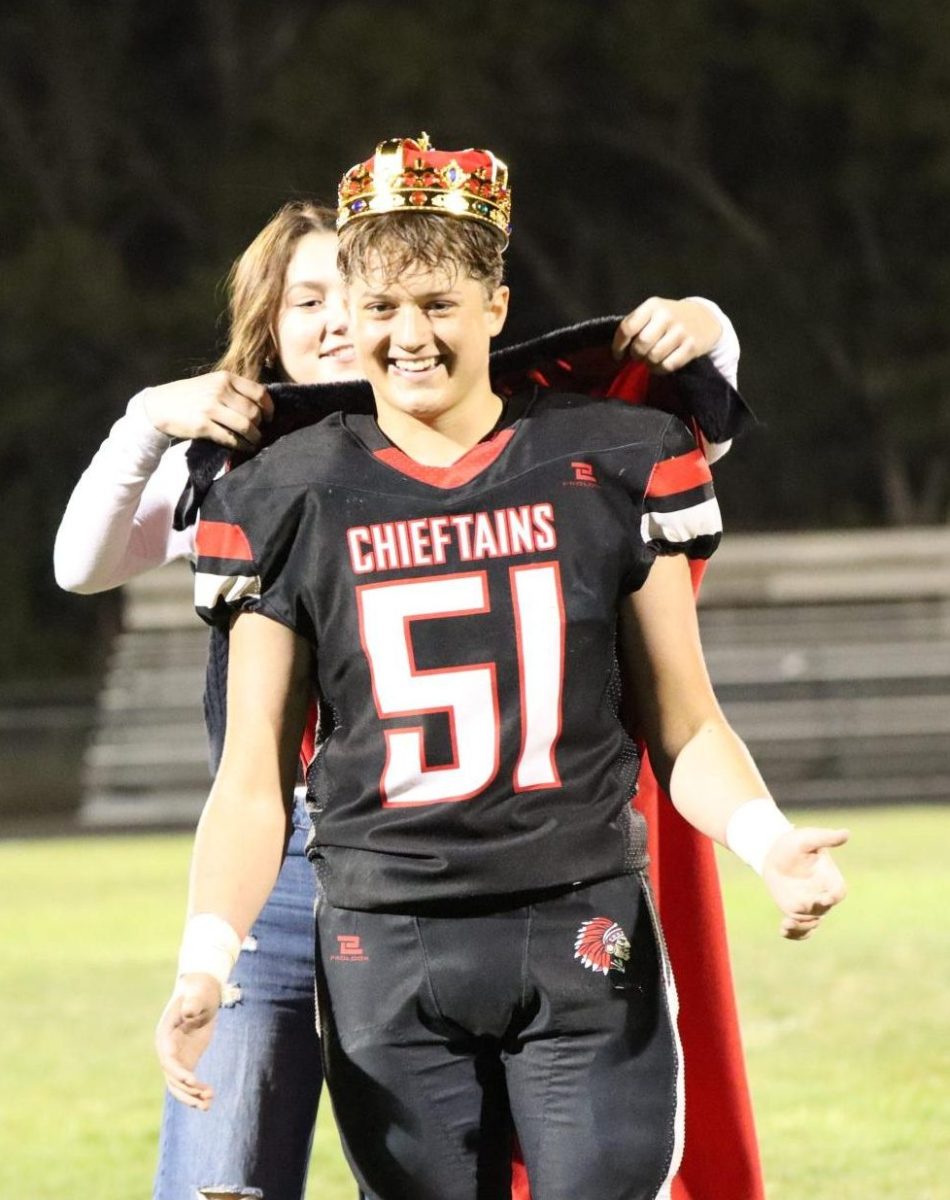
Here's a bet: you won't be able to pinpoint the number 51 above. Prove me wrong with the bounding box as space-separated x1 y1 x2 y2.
356 564 565 806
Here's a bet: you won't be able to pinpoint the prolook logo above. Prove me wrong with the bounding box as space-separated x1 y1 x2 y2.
330 934 369 963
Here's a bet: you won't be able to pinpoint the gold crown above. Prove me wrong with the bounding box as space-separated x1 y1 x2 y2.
337 133 511 245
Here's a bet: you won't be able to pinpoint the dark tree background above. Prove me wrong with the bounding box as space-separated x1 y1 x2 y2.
2 0 948 682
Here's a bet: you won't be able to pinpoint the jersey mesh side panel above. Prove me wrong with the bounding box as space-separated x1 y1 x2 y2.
603 650 648 871
306 698 338 817
203 628 230 776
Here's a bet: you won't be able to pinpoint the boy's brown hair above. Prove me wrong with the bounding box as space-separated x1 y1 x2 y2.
337 211 506 297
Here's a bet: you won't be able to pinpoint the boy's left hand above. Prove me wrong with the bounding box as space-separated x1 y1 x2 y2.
762 826 850 940
155 972 222 1109
612 297 722 373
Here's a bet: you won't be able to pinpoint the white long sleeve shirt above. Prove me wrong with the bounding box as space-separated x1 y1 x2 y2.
53 303 740 595
54 392 196 592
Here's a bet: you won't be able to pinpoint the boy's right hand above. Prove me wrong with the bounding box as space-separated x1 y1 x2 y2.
762 826 849 941
141 372 273 448
155 972 222 1109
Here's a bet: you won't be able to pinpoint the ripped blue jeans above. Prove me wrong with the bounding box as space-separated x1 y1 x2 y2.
153 797 326 1200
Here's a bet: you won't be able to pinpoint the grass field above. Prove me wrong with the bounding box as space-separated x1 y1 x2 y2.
0 806 947 1198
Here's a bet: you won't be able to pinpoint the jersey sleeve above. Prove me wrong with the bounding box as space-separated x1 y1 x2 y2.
193 462 310 636
639 415 722 561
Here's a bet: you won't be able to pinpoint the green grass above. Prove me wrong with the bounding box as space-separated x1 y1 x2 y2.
0 807 946 1198
717 808 950 1200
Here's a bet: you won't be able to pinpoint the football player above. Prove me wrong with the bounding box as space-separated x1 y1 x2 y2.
59 197 751 1198
158 136 847 1200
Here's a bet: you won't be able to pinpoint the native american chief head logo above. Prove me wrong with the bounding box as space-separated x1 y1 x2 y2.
574 917 632 975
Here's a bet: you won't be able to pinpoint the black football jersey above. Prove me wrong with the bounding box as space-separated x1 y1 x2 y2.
195 391 721 911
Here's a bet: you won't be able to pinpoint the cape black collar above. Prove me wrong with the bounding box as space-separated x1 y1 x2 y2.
176 316 753 530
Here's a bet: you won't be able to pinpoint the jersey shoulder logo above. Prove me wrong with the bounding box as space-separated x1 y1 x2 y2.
571 460 597 484
563 460 598 488
574 917 631 974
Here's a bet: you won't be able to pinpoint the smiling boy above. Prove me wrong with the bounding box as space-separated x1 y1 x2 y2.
161 136 847 1200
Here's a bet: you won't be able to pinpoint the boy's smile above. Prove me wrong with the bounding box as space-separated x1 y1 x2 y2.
348 259 509 461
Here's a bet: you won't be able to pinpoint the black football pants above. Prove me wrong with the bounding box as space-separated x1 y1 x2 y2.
315 873 682 1200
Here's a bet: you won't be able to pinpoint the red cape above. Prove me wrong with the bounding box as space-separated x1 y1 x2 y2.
511 359 764 1200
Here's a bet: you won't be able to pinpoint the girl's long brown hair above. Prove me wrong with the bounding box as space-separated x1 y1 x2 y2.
215 201 336 380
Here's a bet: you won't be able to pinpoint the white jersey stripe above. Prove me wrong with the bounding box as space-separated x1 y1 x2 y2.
640 873 686 1199
641 495 722 547
194 570 261 613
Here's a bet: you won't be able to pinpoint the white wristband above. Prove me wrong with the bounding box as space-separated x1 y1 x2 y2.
177 913 242 989
725 798 792 875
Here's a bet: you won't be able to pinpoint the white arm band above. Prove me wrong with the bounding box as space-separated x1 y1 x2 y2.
725 798 793 875
177 913 243 989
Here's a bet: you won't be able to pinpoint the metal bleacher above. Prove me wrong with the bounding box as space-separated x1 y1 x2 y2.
78 529 950 828
79 560 209 828
700 528 950 807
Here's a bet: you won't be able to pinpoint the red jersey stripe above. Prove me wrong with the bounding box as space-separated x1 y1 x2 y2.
195 519 254 562
373 428 515 490
646 448 712 498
